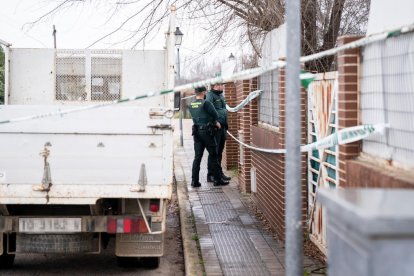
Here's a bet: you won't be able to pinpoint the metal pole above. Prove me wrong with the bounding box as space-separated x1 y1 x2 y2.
53 25 57 49
177 47 181 80
179 100 184 147
178 47 184 147
285 0 303 275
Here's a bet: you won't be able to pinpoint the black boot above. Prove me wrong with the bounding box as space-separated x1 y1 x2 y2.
221 174 231 181
191 180 201 187
206 175 215 182
213 178 229 186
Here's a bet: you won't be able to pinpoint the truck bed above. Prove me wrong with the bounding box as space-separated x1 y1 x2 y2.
0 105 173 204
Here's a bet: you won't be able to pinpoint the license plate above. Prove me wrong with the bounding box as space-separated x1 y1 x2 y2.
19 218 82 233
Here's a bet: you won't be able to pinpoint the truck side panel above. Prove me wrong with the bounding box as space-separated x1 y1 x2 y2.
0 105 173 205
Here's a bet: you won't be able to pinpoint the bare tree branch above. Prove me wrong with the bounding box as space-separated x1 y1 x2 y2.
29 0 370 71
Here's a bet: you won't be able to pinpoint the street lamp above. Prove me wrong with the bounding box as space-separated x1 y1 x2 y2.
174 27 183 80
228 52 235 61
174 27 185 147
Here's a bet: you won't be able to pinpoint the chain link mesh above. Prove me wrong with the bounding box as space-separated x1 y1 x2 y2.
258 69 279 127
360 32 414 167
55 54 86 101
55 50 122 102
91 55 122 101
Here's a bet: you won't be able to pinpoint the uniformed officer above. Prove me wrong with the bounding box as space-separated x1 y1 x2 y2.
189 86 230 188
206 83 231 183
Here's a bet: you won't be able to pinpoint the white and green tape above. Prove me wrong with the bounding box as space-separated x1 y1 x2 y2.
226 90 262 112
227 124 387 154
1 21 413 125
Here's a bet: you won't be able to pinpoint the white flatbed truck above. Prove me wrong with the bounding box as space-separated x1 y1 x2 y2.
0 21 178 269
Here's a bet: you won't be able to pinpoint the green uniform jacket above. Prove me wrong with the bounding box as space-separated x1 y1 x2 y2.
206 90 228 128
189 99 219 126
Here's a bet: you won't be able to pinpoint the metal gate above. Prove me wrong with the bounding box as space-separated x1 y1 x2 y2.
307 71 338 254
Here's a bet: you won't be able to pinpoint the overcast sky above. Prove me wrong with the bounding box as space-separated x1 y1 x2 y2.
0 0 242 77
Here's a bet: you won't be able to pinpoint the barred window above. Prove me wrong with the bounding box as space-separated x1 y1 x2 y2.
360 32 414 167
258 69 279 127
91 56 122 101
56 56 86 101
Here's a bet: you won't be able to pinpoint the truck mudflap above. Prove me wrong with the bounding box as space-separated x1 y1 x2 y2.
115 199 166 257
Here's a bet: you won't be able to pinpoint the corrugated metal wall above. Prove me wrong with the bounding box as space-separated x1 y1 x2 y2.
360 32 414 167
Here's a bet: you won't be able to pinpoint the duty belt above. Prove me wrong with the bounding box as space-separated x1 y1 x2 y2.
195 125 208 130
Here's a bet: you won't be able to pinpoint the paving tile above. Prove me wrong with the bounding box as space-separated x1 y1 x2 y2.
176 134 324 276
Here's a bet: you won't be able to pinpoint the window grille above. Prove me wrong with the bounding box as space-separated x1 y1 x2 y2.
91 56 122 101
56 55 86 101
55 50 122 102
360 32 414 167
258 69 279 126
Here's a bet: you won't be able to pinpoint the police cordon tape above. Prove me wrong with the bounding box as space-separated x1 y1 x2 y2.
226 124 388 154
226 90 262 112
1 21 413 125
180 90 263 113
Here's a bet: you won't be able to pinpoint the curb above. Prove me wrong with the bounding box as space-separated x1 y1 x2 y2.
174 149 205 276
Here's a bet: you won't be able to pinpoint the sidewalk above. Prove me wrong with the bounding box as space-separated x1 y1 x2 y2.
174 120 324 276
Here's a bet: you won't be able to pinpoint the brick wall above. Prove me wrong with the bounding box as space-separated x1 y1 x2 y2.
250 67 308 240
251 126 285 238
236 78 258 193
346 159 414 188
337 35 363 187
222 82 238 170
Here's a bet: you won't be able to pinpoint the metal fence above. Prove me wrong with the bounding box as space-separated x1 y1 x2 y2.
258 69 279 127
360 31 414 167
56 50 122 102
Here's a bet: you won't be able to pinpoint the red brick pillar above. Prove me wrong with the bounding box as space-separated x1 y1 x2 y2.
223 82 239 170
232 79 258 193
250 78 259 127
277 65 308 237
337 35 363 187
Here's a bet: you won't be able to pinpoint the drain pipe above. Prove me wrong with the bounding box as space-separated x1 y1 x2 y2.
285 0 303 275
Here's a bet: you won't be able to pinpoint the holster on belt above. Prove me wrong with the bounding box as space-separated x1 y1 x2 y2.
192 125 198 136
206 122 217 137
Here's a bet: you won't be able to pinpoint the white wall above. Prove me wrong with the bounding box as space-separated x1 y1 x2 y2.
259 23 286 67
122 50 167 107
9 48 55 105
367 0 414 35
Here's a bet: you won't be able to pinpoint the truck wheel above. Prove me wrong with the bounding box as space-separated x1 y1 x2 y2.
116 256 138 267
0 234 15 269
141 257 160 269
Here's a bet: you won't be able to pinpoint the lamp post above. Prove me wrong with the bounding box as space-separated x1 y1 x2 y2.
174 27 184 147
174 27 183 80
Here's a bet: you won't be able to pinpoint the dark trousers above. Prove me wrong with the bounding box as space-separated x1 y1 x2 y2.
192 129 223 182
207 127 226 177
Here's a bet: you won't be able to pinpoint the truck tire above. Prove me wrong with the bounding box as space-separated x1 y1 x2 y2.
16 234 94 253
141 257 160 269
116 256 138 267
0 234 15 269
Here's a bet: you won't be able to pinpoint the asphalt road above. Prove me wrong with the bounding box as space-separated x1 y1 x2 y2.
1 195 184 276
